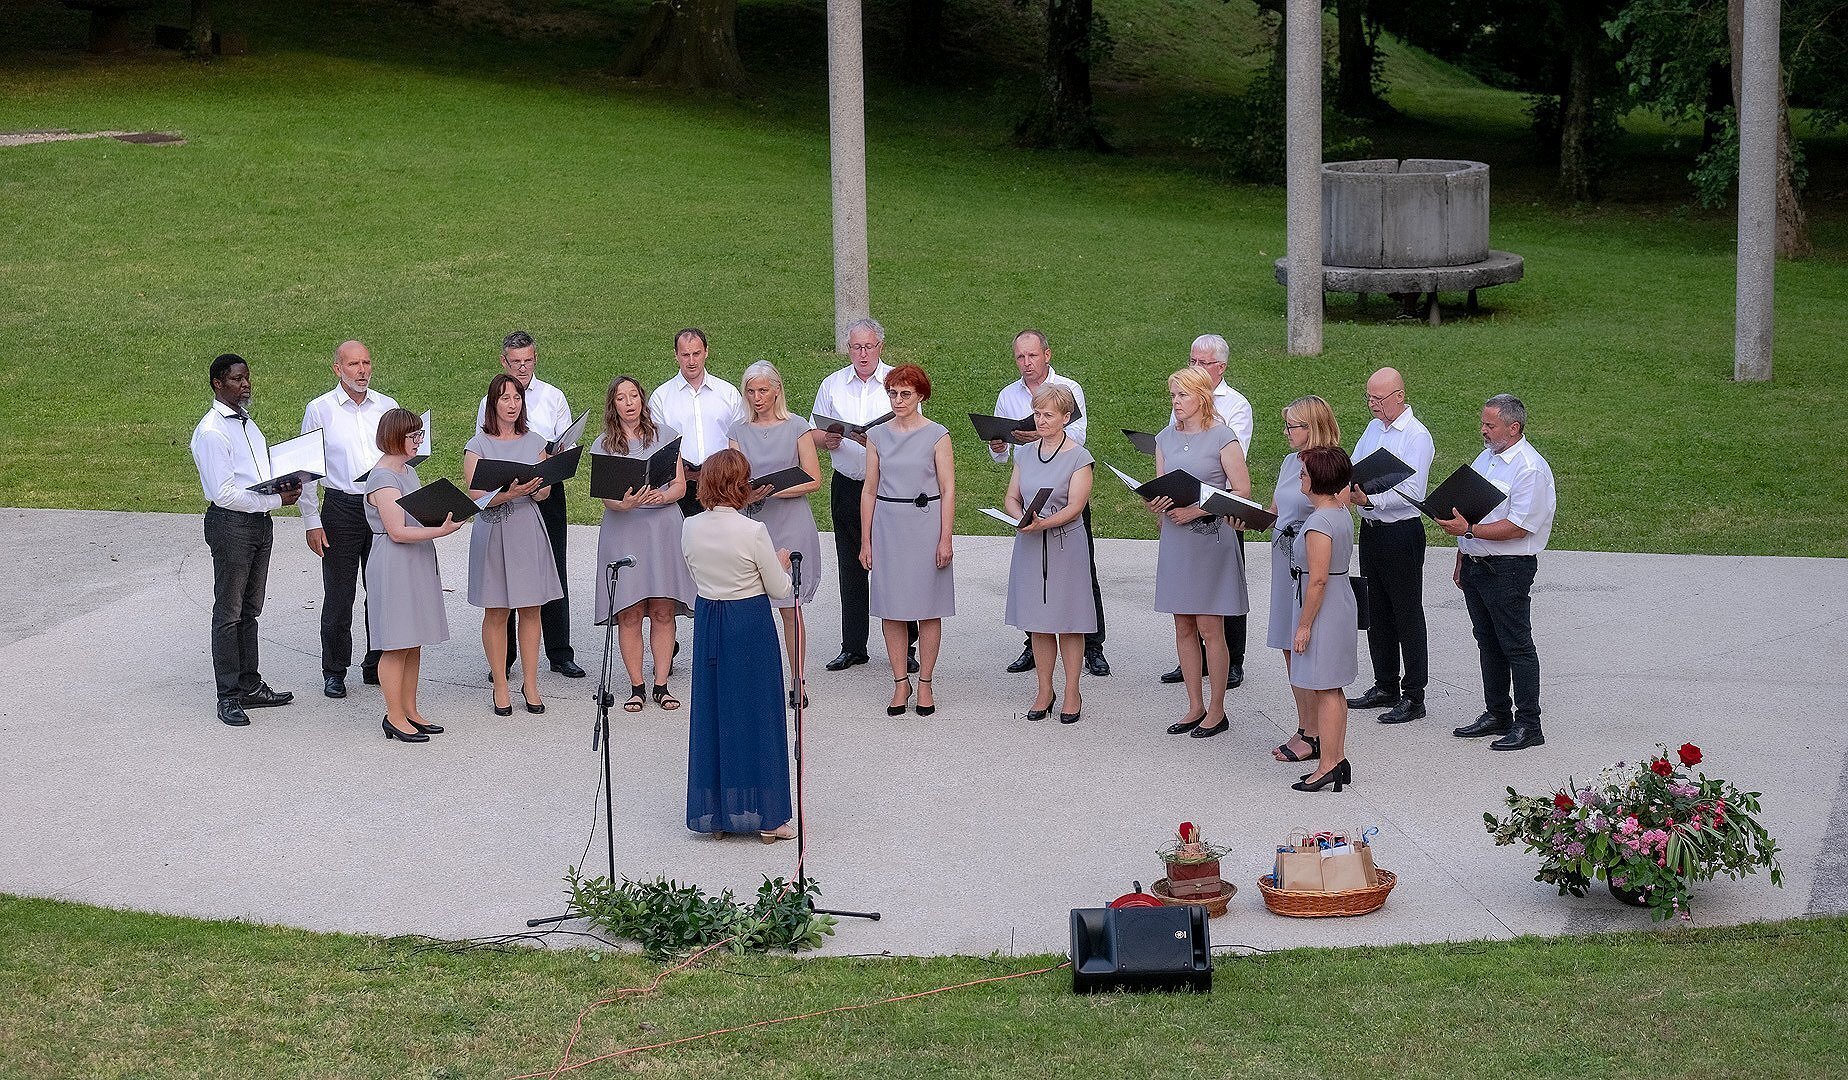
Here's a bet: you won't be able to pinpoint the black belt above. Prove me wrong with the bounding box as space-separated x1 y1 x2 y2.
877 494 942 508
323 488 364 503
206 504 268 518
1465 553 1536 563
1359 517 1420 528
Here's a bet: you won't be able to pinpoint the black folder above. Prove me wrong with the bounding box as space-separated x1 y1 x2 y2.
397 478 486 527
248 428 326 495
1200 487 1279 531
1133 468 1202 507
545 410 590 455
588 437 682 499
977 487 1054 531
1417 464 1507 524
812 411 893 436
1121 429 1158 457
969 412 1036 442
1350 448 1417 496
470 444 583 492
750 465 814 495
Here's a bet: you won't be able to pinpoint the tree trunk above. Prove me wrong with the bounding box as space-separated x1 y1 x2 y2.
187 0 213 58
1017 0 1108 150
1557 4 1598 201
1335 0 1377 115
1727 0 1811 258
615 0 746 92
901 0 946 82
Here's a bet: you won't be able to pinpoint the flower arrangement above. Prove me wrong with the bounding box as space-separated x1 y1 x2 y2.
1158 821 1229 864
1485 743 1782 921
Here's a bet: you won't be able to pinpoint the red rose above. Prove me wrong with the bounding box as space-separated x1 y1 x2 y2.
1650 758 1673 777
1678 743 1702 767
1178 822 1196 842
1553 792 1575 811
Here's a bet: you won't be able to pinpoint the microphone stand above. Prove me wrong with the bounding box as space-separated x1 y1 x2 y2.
528 557 631 928
789 550 880 922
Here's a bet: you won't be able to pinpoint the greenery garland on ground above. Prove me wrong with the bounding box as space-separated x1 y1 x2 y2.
564 868 837 960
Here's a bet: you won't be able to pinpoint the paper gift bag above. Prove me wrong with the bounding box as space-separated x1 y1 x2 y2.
1354 840 1380 887
1319 843 1372 892
1278 847 1325 891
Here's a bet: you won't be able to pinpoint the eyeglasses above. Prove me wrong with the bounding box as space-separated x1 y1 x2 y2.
1366 389 1404 405
408 430 426 443
1284 422 1308 432
848 343 881 353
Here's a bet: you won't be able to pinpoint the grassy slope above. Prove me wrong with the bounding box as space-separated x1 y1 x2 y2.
0 1 1843 554
2 894 1845 1079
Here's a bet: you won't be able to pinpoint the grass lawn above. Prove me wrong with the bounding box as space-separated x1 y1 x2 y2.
1 2 1844 555
1 894 1844 1078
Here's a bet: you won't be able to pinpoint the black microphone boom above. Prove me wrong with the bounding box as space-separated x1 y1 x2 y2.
609 556 636 569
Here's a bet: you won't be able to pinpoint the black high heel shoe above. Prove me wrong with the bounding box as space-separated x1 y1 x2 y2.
382 715 429 743
1293 759 1352 792
522 691 545 715
1025 693 1055 722
887 677 910 717
915 678 935 717
1058 709 1081 725
409 717 444 734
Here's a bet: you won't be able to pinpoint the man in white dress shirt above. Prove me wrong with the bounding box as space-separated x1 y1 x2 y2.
475 330 584 678
1160 333 1255 688
649 328 744 519
191 354 298 727
809 317 914 672
300 340 395 699
1346 367 1436 725
989 329 1109 678
1439 394 1557 752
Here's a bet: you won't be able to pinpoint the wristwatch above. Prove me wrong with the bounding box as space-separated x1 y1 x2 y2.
1462 527 1475 540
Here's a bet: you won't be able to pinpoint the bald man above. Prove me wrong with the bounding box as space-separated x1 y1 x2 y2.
1345 367 1435 724
300 340 398 699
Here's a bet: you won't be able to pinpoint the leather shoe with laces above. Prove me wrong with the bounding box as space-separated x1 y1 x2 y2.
1006 646 1035 674
907 648 920 674
1453 712 1511 738
1491 726 1545 751
825 651 869 672
217 699 251 727
1378 697 1425 725
1084 647 1111 677
551 659 587 678
323 675 347 699
1347 685 1398 709
1159 665 1185 684
241 683 293 709
1226 663 1244 689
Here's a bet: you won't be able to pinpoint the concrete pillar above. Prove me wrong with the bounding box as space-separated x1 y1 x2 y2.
1284 0 1323 356
825 0 871 354
1733 0 1777 382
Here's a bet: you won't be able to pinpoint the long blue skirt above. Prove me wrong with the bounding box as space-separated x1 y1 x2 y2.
686 593 793 834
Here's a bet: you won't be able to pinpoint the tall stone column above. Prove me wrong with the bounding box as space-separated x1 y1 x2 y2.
1284 0 1323 356
826 0 871 354
1733 0 1777 382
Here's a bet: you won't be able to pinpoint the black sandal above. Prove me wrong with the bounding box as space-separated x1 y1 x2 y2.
623 684 646 713
1274 729 1321 762
915 678 935 717
652 684 680 711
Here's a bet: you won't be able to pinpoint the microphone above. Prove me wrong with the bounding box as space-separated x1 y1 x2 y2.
788 552 803 566
608 557 636 570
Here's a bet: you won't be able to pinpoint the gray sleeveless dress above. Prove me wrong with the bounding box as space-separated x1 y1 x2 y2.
1267 452 1317 650
465 430 566 610
868 419 955 621
1004 443 1098 634
729 416 821 607
363 464 450 651
1288 505 1359 690
1152 423 1249 617
591 427 695 623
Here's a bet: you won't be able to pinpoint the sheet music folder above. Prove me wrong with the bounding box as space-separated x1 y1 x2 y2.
978 486 1055 530
1200 485 1279 530
1107 463 1202 507
1417 465 1507 524
750 466 814 495
588 438 682 499
1121 430 1158 456
470 444 583 492
248 428 325 495
397 478 488 527
969 413 1035 442
545 410 590 454
812 411 893 436
1350 448 1416 495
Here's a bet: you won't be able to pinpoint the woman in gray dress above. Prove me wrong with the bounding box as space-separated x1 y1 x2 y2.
1002 383 1095 725
364 408 463 743
465 373 565 718
859 363 955 718
1146 366 1252 740
592 375 694 714
1289 445 1359 792
1269 395 1341 764
729 360 822 709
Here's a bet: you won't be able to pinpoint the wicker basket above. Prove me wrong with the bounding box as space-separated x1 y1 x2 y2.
1257 869 1396 917
1150 877 1236 918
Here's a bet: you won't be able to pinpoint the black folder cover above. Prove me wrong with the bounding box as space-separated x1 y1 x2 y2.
750 466 814 495
1350 448 1416 496
969 413 1036 442
545 410 590 454
471 444 583 492
248 428 325 494
588 438 682 499
813 411 893 436
1417 465 1507 524
1122 430 1158 457
1201 489 1279 531
1136 469 1202 507
397 478 484 527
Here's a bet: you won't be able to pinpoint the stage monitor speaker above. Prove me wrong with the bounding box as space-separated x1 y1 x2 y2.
1069 905 1212 993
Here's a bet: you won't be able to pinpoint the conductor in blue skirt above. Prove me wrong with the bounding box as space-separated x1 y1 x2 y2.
681 449 798 843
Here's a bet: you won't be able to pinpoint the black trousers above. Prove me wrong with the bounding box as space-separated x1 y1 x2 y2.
1460 555 1541 729
830 472 915 656
1358 518 1429 701
508 484 575 667
318 489 378 677
1022 502 1106 652
204 506 272 702
677 470 704 518
1225 531 1247 667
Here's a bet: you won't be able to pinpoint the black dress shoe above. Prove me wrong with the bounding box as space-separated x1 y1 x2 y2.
382 715 429 743
1190 717 1229 739
409 717 444 734
825 651 869 672
217 700 250 727
1454 712 1512 738
1491 726 1545 751
361 668 381 686
551 659 587 678
241 683 293 709
1159 665 1185 684
1347 685 1397 709
1226 664 1244 690
323 675 347 699
907 649 920 674
1084 647 1110 677
1006 646 1035 674
1378 698 1426 725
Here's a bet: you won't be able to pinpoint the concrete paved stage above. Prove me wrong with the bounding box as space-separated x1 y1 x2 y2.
1 507 1842 956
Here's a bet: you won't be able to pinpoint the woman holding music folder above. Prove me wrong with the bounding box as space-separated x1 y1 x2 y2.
465 373 565 718
1270 396 1342 764
1145 366 1251 740
590 375 695 714
680 449 796 843
860 363 955 718
728 360 822 709
1287 445 1360 793
1001 383 1095 725
365 407 463 743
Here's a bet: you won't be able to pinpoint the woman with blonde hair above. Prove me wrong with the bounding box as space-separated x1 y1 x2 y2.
1269 395 1342 763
